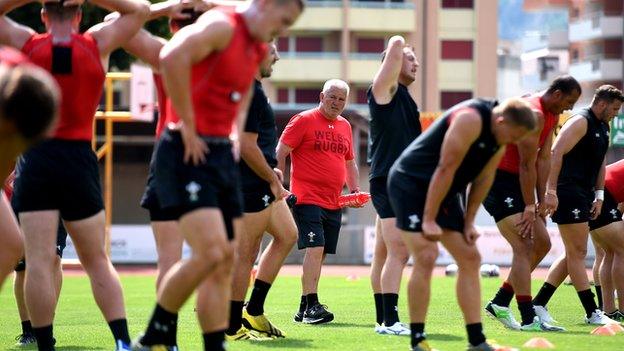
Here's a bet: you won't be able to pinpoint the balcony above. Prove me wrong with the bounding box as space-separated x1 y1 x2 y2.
569 55 623 82
438 61 474 90
271 52 342 82
439 9 475 39
348 6 416 32
291 3 343 31
569 13 623 42
348 53 381 84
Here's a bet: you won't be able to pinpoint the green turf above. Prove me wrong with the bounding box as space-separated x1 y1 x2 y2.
0 274 622 350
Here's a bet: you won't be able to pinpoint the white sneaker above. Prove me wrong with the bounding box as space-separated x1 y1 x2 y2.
378 322 410 336
374 323 384 334
585 309 618 325
533 305 557 324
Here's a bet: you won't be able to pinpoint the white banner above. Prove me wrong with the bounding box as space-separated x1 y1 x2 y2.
130 64 155 122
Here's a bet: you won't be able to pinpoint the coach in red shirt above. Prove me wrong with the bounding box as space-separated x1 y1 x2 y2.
277 79 360 325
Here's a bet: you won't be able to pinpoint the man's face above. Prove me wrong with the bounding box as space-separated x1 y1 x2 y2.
319 86 348 119
400 48 419 84
495 117 532 145
259 43 280 78
600 100 623 122
552 89 580 115
256 0 302 42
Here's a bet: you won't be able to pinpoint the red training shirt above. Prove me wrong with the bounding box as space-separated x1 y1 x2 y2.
498 94 558 173
605 160 624 203
280 108 354 210
153 73 176 138
167 9 267 137
22 33 105 141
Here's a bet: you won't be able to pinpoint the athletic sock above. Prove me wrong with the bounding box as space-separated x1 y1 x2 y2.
226 301 244 335
306 293 319 308
21 320 33 335
382 293 399 326
410 323 426 348
298 295 307 313
141 304 178 345
374 293 383 325
32 325 54 351
532 282 558 307
108 318 131 345
491 281 514 307
466 323 486 347
595 285 603 310
516 295 536 325
246 279 272 316
578 289 598 318
202 330 225 351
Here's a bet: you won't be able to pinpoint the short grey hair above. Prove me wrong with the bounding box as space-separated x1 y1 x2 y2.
322 79 350 96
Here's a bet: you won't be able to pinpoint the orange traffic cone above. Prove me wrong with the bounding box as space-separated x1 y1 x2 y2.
590 325 617 336
523 337 555 348
345 274 359 281
606 323 624 334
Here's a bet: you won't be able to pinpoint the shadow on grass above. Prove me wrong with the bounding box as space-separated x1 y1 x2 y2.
6 347 105 351
250 338 315 348
308 322 364 328
427 333 464 341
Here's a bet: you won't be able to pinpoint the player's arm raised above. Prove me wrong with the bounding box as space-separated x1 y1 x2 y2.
543 115 587 215
160 12 233 165
422 109 481 241
0 0 37 49
370 35 404 105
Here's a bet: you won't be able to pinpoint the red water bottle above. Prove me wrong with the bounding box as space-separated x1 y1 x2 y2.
338 192 371 208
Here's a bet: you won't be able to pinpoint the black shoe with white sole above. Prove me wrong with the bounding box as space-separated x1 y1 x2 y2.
303 303 334 325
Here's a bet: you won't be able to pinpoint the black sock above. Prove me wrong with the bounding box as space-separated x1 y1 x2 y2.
141 304 178 345
578 289 598 318
382 293 399 326
108 319 131 345
226 301 244 335
466 323 486 347
532 282 558 307
298 295 307 313
491 282 514 307
516 295 536 326
306 293 319 308
203 330 225 351
595 285 603 311
410 323 425 348
21 320 33 335
246 279 272 316
374 293 383 325
33 325 54 351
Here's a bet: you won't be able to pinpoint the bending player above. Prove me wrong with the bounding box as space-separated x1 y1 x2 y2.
388 98 536 351
1 0 149 349
133 1 302 350
367 35 421 335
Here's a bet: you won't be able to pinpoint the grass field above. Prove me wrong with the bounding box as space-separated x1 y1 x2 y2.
1 273 622 350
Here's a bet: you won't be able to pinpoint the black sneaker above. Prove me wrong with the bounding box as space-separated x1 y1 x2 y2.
293 310 304 323
606 310 624 322
15 333 36 346
303 303 334 324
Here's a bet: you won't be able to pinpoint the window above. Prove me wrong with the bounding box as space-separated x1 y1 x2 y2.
440 91 472 110
356 88 368 104
356 38 385 54
295 88 319 104
295 37 323 52
277 37 289 52
441 0 473 9
277 88 289 103
441 40 473 60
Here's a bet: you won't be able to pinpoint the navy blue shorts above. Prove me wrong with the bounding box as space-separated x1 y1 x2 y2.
483 170 525 223
293 204 342 254
370 176 395 219
589 188 622 231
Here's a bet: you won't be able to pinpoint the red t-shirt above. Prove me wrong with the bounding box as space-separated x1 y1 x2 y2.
153 73 177 138
167 9 267 137
280 108 354 210
498 94 558 173
22 33 105 141
605 160 624 203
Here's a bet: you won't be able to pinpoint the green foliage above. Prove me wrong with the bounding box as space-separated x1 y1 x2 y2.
5 1 172 70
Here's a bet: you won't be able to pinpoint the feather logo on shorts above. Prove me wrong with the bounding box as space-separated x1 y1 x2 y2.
186 181 201 202
504 197 514 208
308 232 316 243
572 208 580 219
408 214 420 229
611 209 619 219
262 194 271 207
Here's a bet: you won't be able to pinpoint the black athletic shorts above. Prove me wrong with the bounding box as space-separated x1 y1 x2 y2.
141 146 182 222
552 183 593 225
243 181 275 213
293 204 342 254
12 139 104 221
589 188 622 231
483 170 525 223
370 176 395 219
153 130 242 239
15 220 68 272
387 171 464 233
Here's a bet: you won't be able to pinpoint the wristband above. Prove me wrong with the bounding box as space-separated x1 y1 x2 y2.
546 189 557 196
595 189 605 201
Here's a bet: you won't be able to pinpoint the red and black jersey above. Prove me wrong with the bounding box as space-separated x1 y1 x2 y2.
167 9 267 137
21 33 105 141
